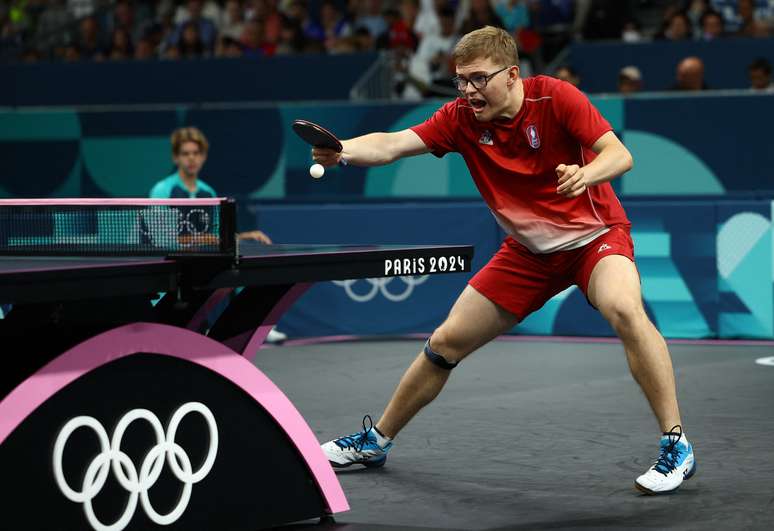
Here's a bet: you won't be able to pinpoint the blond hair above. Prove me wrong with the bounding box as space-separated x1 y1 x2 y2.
171 127 209 156
452 26 519 68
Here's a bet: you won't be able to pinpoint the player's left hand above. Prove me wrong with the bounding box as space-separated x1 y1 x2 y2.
556 164 589 198
238 230 272 244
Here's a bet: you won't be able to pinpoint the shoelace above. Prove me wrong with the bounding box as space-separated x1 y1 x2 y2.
333 415 376 451
653 424 683 476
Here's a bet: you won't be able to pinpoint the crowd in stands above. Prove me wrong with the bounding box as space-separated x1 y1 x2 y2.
1 0 773 96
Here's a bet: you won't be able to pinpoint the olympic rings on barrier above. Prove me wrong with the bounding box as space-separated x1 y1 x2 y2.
53 402 218 531
333 276 429 302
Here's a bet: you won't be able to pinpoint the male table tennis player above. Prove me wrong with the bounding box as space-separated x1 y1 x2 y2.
150 126 287 344
313 26 695 495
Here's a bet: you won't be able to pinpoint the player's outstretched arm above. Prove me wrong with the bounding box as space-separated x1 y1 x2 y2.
313 129 429 167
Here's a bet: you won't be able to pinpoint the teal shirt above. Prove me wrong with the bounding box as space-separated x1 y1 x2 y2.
149 172 218 199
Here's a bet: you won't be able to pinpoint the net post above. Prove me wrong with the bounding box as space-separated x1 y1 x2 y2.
220 198 238 259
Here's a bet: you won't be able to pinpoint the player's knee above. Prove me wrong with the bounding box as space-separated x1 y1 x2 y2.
599 297 646 331
424 329 467 369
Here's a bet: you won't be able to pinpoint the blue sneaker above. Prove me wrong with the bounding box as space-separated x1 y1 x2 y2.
635 426 696 494
321 415 392 469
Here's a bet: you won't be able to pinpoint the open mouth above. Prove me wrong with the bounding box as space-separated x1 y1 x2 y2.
469 98 487 113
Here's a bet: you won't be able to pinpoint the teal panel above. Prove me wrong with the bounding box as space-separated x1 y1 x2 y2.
589 96 624 132
725 229 773 335
621 131 724 195
365 104 454 198
82 137 172 197
719 313 771 338
0 111 80 140
512 286 577 334
649 301 712 338
632 232 670 257
641 275 694 302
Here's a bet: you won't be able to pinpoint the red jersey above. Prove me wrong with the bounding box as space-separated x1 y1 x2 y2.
410 75 630 254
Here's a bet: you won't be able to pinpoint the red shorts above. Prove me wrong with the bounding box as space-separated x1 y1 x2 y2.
469 225 635 320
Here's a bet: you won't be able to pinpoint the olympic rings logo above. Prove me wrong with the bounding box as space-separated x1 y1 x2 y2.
333 276 429 302
53 402 218 531
139 208 212 246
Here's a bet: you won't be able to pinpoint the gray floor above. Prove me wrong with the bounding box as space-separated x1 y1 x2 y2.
257 338 774 531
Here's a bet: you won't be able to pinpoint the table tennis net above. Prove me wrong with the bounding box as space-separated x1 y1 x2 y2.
0 199 236 256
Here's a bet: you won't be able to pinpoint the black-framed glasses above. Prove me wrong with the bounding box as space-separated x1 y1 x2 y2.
452 66 511 92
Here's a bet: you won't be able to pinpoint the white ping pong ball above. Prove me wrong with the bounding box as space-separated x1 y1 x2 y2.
310 163 325 179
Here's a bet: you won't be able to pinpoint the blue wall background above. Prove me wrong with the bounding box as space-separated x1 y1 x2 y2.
1 93 772 201
1 53 378 106
568 38 774 93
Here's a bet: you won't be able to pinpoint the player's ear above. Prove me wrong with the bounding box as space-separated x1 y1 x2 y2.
507 65 520 87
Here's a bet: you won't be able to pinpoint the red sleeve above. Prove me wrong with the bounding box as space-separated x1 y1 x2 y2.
409 100 459 157
551 80 612 148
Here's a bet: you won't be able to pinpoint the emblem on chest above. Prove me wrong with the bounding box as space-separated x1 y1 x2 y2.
525 124 540 149
478 130 494 146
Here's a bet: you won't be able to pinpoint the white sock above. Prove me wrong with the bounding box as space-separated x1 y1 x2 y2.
372 426 392 447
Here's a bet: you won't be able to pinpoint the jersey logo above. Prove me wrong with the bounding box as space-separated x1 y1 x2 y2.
598 243 612 253
478 130 493 145
526 125 540 149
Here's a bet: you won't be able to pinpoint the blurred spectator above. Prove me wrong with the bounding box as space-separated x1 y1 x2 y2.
414 0 445 40
736 0 772 37
402 5 457 99
555 64 580 87
134 37 155 59
178 20 206 58
63 42 81 61
320 0 352 52
220 0 245 40
144 5 177 55
672 56 707 91
110 0 143 44
72 15 105 60
108 27 134 60
246 0 282 45
494 0 529 35
36 0 73 50
530 0 573 65
618 65 642 94
748 57 773 91
621 19 643 42
218 35 244 56
68 0 95 19
240 18 273 56
174 0 222 28
285 0 324 42
655 10 693 41
376 6 417 51
162 44 180 59
169 0 217 52
685 0 709 35
352 25 375 50
711 0 773 34
580 0 631 41
275 16 306 54
21 47 42 63
460 0 505 34
354 0 389 40
699 9 725 39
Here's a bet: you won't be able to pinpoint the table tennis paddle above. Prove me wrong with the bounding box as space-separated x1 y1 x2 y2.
292 119 347 167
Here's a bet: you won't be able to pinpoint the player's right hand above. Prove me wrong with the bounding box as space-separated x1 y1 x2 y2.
312 147 342 167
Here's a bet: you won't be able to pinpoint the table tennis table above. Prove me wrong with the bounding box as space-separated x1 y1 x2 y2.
0 198 473 531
